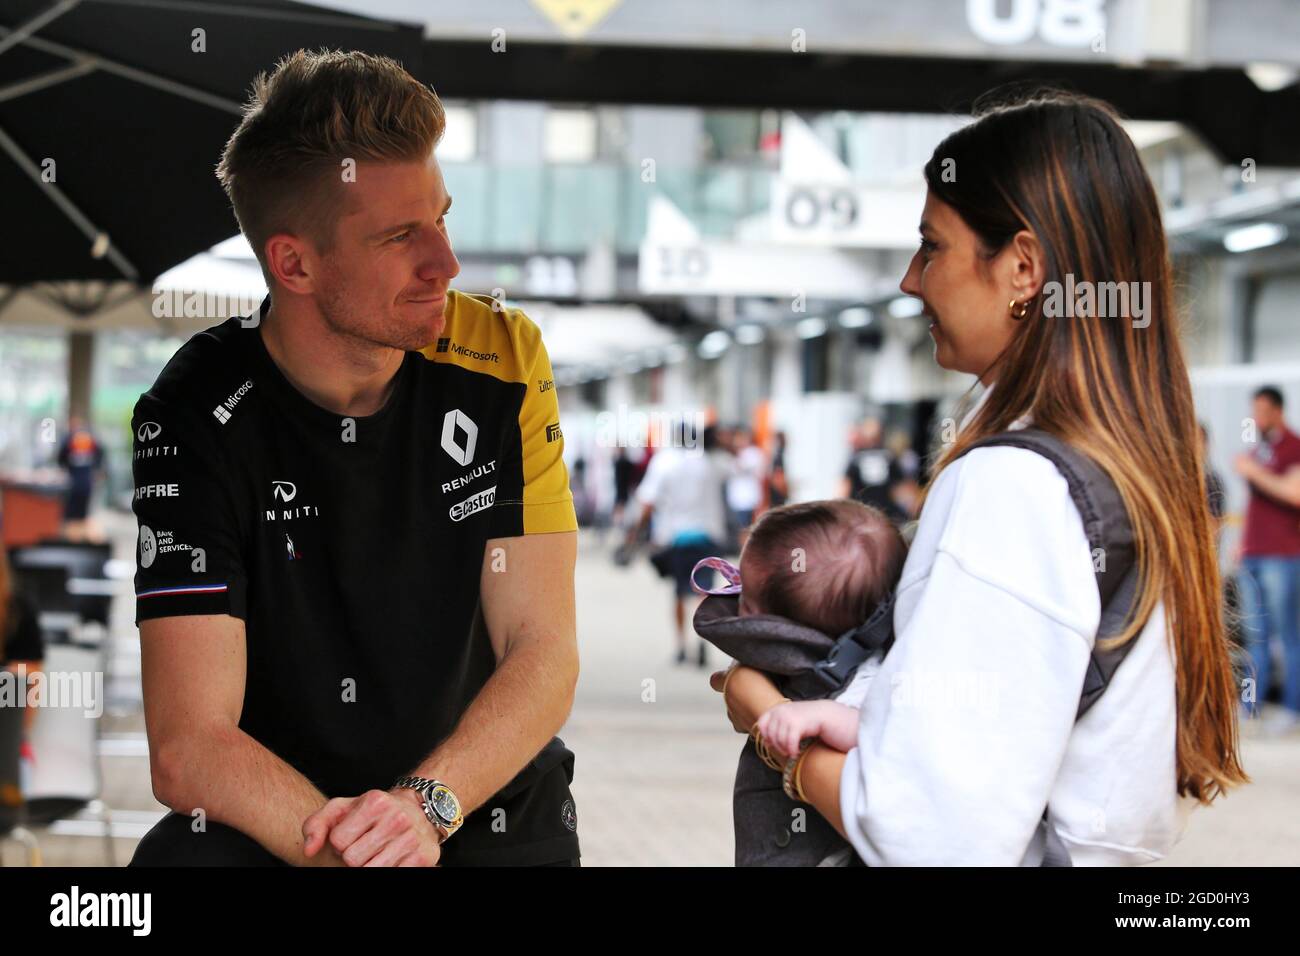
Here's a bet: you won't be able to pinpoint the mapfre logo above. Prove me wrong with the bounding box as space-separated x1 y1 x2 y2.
441 409 478 466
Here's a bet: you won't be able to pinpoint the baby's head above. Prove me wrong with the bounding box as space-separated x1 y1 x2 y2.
738 500 906 637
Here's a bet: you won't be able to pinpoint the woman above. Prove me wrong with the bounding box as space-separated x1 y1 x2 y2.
714 91 1247 865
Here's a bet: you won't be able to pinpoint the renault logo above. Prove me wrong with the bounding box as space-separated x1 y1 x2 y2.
441 409 478 466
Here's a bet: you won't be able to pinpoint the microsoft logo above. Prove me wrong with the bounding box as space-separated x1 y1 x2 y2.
212 379 254 425
436 337 450 353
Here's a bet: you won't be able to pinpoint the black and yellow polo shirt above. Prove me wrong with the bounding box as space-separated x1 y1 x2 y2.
130 290 579 865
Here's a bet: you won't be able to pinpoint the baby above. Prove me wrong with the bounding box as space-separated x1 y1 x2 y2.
696 498 908 758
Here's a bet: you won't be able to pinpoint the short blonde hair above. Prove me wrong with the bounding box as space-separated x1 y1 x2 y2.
215 48 446 282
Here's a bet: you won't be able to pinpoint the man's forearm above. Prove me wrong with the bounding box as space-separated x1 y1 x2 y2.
1248 471 1300 507
406 641 577 815
157 726 341 866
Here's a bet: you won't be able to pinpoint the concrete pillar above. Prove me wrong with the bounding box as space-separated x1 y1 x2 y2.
67 330 95 422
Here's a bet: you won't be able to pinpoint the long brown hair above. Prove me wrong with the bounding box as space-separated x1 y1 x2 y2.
919 90 1246 803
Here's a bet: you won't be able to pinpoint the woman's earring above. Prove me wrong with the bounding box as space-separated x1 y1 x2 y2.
1009 297 1031 320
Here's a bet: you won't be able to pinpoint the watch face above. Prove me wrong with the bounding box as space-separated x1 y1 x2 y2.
430 785 459 822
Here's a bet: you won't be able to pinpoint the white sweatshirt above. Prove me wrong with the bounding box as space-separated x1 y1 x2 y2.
837 396 1194 865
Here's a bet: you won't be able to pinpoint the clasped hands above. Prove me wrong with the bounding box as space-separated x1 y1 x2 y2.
302 786 442 867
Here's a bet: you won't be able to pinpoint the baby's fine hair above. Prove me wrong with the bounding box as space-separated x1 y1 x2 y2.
744 499 907 637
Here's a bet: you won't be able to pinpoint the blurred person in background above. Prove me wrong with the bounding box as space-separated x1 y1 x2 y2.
1233 386 1300 731
766 431 789 509
1 549 43 776
885 428 923 520
1199 423 1227 546
839 417 907 525
611 447 639 530
726 426 766 545
631 423 731 667
56 415 105 542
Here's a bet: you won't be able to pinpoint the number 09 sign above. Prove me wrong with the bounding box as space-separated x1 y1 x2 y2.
770 181 924 249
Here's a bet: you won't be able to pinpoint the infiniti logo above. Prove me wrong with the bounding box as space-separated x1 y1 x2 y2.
137 421 162 442
272 480 297 503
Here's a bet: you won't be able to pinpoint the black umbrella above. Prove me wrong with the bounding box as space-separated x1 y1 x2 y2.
1 0 425 284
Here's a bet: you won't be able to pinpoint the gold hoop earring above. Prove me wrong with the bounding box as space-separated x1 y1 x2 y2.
1009 297 1030 320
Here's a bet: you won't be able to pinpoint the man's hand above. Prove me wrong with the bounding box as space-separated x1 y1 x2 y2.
1234 452 1262 481
302 789 441 867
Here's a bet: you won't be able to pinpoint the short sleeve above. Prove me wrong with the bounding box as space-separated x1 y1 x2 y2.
488 318 577 537
1282 437 1300 472
634 450 667 506
131 395 248 623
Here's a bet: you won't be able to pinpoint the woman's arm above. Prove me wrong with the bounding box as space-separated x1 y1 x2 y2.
711 666 849 838
799 745 847 838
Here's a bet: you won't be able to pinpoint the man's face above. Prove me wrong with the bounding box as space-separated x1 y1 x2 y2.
311 150 460 351
1253 396 1283 435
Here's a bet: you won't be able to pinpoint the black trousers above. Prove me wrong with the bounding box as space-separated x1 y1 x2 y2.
129 811 579 867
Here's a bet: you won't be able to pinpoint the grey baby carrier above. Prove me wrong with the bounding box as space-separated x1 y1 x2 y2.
693 428 1142 867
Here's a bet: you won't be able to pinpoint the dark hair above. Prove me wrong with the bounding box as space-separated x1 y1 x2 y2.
743 499 906 637
1254 386 1284 409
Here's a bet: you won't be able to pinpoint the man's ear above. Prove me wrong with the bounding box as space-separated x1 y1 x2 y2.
264 232 315 295
1007 228 1046 301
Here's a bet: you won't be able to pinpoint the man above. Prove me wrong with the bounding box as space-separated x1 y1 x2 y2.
839 417 907 525
1234 385 1300 732
631 424 731 667
129 50 580 866
725 426 766 539
56 415 104 541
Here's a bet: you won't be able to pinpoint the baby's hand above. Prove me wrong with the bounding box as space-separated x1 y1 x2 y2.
756 700 860 759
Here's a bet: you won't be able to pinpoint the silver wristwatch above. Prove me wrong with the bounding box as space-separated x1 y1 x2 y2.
392 775 464 843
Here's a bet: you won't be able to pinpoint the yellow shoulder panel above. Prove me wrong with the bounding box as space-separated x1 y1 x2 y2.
417 290 537 385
